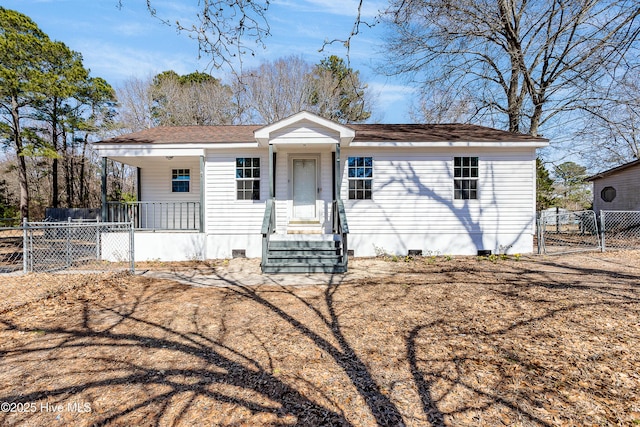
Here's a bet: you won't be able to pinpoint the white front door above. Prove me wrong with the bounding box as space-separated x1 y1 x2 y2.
293 158 317 219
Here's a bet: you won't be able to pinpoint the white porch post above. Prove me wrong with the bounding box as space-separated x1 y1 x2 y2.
136 167 141 202
101 157 107 221
199 155 205 232
335 143 341 200
268 144 274 199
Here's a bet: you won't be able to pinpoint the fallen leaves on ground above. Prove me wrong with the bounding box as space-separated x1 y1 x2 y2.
0 252 639 426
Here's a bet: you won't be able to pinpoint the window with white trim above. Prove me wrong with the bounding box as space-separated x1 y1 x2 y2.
348 156 373 200
454 157 478 200
236 157 260 200
171 169 190 193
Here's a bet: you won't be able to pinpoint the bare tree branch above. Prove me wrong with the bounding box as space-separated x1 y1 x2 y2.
117 0 271 72
380 0 640 142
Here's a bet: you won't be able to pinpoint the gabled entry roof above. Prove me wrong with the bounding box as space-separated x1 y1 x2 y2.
254 111 356 146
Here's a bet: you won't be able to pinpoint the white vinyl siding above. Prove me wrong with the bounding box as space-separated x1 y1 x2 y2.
206 149 267 234
269 119 340 145
340 148 536 235
140 158 201 202
138 157 201 230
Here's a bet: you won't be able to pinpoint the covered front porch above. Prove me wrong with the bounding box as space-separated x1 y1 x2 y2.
256 112 353 273
100 154 205 233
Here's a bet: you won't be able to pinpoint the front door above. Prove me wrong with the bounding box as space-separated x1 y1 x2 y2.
293 158 317 219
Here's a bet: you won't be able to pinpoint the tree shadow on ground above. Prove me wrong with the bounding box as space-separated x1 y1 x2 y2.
183 271 409 426
0 279 352 426
1 254 638 426
404 254 640 426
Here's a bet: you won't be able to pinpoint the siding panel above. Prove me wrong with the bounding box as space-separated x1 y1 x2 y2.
340 148 536 235
205 149 267 234
139 157 202 229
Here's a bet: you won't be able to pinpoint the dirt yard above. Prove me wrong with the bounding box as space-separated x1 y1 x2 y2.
1 251 639 426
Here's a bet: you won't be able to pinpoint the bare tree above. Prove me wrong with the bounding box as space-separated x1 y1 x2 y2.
574 68 640 168
116 72 237 129
237 55 315 124
410 87 481 124
381 0 640 137
151 71 237 126
116 76 156 133
238 55 374 124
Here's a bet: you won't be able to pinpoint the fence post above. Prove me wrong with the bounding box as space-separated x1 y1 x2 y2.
537 214 545 255
66 217 72 268
96 217 101 262
536 214 541 254
129 220 135 273
600 210 606 252
22 218 28 274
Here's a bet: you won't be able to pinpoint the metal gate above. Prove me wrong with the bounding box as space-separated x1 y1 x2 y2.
537 210 600 254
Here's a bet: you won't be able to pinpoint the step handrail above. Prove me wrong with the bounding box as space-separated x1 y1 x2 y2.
333 199 349 269
261 198 276 269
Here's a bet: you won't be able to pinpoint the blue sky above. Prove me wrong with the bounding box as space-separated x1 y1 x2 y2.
4 0 416 123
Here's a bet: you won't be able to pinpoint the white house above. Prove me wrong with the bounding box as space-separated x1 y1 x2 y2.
94 111 549 272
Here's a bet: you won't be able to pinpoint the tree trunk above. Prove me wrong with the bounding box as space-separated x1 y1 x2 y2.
79 133 88 206
63 126 73 207
529 101 544 137
51 98 59 208
11 96 29 220
52 157 59 208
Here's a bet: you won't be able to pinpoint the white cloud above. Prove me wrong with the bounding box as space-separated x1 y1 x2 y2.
368 81 416 107
76 41 206 84
114 22 155 37
274 0 386 19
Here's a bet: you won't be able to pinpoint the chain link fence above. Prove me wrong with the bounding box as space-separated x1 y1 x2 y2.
600 210 640 251
538 210 640 254
537 210 601 254
0 219 23 274
0 220 134 274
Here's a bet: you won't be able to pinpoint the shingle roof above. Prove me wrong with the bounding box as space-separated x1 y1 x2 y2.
96 123 548 144
97 125 262 144
350 123 547 142
586 158 640 181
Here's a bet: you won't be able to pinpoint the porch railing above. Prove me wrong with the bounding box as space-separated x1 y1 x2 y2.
106 201 201 231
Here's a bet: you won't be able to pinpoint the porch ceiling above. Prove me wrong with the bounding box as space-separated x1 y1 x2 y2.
107 155 202 168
